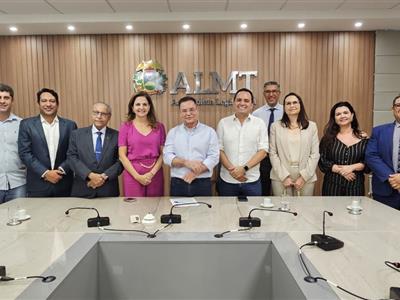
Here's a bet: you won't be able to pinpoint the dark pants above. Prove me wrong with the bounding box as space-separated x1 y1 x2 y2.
373 193 400 210
259 157 272 196
170 177 212 197
217 179 262 196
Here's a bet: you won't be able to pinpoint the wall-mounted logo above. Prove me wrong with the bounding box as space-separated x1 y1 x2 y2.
133 60 168 95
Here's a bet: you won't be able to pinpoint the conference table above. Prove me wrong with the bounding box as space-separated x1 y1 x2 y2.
0 196 399 299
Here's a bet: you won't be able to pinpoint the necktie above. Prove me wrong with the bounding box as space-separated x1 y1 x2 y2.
95 132 103 162
268 108 275 135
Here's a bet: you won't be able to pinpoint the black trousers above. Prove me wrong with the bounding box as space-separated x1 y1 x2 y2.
259 156 272 196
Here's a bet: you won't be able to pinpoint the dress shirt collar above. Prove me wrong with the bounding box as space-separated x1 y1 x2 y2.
183 121 200 132
92 124 107 135
233 113 252 122
395 121 400 128
40 114 59 125
0 113 17 123
265 103 282 111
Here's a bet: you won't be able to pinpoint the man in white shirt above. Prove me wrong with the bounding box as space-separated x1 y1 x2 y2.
0 83 26 203
164 96 219 197
253 81 283 196
217 88 268 196
18 88 77 197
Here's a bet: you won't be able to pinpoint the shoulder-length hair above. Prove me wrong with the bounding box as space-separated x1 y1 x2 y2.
280 92 309 130
127 91 158 129
320 101 363 152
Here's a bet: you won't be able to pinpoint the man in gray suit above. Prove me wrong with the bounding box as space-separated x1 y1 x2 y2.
67 102 122 198
18 88 77 197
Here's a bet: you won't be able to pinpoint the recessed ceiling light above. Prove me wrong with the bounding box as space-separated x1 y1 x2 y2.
125 24 133 30
67 25 75 32
240 23 248 29
354 22 363 28
297 23 305 29
9 26 18 32
182 24 190 30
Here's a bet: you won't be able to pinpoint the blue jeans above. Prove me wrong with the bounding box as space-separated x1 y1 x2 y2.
170 177 212 197
217 179 262 196
0 184 26 204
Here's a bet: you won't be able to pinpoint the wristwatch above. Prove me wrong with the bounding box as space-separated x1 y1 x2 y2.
243 165 249 172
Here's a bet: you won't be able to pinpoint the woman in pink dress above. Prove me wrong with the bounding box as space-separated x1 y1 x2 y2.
118 91 166 196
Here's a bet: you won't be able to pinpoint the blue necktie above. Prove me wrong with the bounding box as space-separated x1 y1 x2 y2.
95 132 102 162
268 108 275 135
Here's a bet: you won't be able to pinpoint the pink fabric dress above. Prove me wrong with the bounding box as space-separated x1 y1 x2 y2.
118 121 166 197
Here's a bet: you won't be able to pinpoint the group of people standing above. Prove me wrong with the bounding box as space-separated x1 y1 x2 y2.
1 81 400 210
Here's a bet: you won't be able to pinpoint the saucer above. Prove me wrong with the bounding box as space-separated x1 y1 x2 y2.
260 203 274 208
18 215 31 221
142 213 156 224
346 205 362 211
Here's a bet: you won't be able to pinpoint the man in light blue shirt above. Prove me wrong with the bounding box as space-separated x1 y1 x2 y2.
0 83 26 203
253 81 283 196
163 96 219 197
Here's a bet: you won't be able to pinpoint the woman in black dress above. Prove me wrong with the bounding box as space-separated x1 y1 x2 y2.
319 101 368 196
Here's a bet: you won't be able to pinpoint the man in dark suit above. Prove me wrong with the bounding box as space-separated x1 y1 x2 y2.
67 102 122 198
366 94 400 209
18 88 77 197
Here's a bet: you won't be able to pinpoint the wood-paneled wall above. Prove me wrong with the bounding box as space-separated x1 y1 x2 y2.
0 32 375 195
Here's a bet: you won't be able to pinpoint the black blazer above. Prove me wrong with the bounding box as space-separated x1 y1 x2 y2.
18 115 77 197
67 126 122 198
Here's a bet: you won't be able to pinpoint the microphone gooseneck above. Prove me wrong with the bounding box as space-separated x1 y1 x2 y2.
65 207 110 227
239 207 298 227
322 210 333 236
161 201 212 224
65 207 100 218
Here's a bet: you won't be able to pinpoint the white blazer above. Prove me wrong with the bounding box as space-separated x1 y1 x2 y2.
269 121 320 183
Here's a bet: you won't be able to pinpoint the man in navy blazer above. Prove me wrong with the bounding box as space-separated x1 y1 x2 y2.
365 95 400 209
67 102 122 198
18 88 77 197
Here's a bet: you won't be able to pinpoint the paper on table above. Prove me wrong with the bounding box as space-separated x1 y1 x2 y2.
170 198 199 207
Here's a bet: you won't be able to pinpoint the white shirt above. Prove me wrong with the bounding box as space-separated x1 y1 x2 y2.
217 114 268 183
40 115 59 170
92 125 106 151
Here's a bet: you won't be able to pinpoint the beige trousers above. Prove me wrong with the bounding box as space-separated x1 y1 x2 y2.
271 166 315 196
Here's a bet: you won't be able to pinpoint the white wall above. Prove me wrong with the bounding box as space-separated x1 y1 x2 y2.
374 30 400 125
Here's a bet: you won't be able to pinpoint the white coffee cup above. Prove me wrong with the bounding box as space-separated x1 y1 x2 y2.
263 197 272 206
351 199 361 209
16 209 27 219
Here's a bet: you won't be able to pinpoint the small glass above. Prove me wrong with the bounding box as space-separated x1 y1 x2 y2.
7 206 22 226
348 197 362 215
280 189 290 211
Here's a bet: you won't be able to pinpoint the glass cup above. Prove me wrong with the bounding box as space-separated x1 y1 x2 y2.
7 206 22 226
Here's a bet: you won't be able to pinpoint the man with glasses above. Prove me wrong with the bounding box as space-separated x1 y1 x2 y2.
18 88 77 197
163 96 219 196
366 95 400 209
67 102 122 198
253 81 283 195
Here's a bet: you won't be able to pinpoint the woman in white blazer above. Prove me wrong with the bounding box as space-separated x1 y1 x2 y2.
269 92 320 196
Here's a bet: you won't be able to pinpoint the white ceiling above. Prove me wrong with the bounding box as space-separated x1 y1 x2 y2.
0 0 399 35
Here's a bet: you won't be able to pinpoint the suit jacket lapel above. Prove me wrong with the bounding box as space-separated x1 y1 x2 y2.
101 127 112 162
34 116 49 151
386 123 395 167
86 127 97 163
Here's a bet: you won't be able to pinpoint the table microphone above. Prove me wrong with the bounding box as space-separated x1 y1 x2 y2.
239 208 297 227
65 207 110 227
311 210 344 251
160 202 212 224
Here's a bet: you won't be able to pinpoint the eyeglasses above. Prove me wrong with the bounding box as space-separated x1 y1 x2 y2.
92 111 110 117
393 104 400 109
285 101 300 106
264 90 280 94
181 108 197 114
